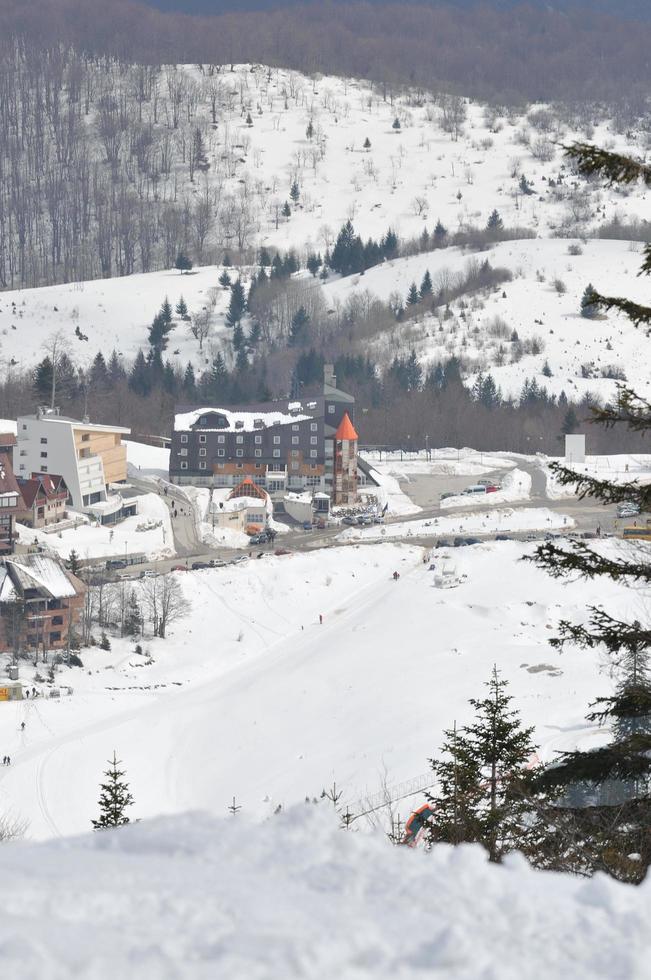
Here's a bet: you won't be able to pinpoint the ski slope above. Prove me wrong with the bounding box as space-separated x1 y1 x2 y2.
0 537 642 841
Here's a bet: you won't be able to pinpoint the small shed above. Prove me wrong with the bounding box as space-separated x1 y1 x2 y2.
0 679 23 701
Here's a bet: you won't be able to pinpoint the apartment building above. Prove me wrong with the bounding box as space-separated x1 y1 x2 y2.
16 408 130 515
169 366 357 501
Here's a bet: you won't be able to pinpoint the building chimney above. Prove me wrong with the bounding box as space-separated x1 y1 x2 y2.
324 363 336 388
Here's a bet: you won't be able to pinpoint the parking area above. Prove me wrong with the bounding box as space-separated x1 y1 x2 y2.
390 466 510 510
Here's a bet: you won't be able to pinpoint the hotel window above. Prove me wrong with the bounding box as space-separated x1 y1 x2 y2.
310 451 317 458
40 451 47 458
199 448 206 457
328 405 335 414
310 437 317 445
255 435 262 444
310 423 318 431
291 462 299 471
236 449 243 457
199 434 206 444
236 463 243 469
291 450 299 457
40 437 47 444
236 435 243 444
180 462 188 470
180 448 188 457
273 449 280 458
181 434 188 444
217 449 225 457
273 436 280 445
291 436 299 445
254 449 262 458
199 462 207 470
292 424 299 431
218 435 225 444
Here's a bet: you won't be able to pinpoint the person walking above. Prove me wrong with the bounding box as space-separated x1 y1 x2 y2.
319 614 323 625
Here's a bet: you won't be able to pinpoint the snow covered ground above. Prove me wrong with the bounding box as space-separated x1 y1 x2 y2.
15 493 174 561
0 537 642 842
543 453 651 499
125 440 170 480
339 507 570 542
2 804 650 980
439 467 532 508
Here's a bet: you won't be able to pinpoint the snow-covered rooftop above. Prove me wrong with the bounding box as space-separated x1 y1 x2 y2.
3 555 78 599
174 407 313 433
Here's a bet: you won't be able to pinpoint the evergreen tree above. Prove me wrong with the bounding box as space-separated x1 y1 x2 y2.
232 323 245 352
289 306 310 346
90 351 109 388
406 282 420 306
486 209 504 232
542 360 553 378
192 127 209 171
581 283 599 319
289 179 300 203
91 752 134 830
363 136 371 150
219 271 231 288
420 269 433 299
33 357 53 402
160 296 173 324
248 321 262 349
381 228 399 259
148 311 173 354
427 668 538 863
183 362 196 397
108 350 126 384
392 116 401 130
305 119 314 140
246 112 253 126
209 353 229 401
175 296 189 319
529 140 651 882
519 173 534 196
174 252 193 274
306 252 322 277
235 347 249 373
281 201 291 219
433 220 447 245
128 349 150 397
68 549 81 577
561 406 578 435
162 360 176 394
226 280 246 328
123 591 143 637
405 349 422 391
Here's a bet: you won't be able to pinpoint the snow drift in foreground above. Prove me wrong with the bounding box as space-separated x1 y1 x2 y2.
2 807 650 979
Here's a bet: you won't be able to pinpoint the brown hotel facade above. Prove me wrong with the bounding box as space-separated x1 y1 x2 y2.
169 367 357 502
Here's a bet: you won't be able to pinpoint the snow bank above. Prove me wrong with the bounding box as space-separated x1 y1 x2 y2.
125 440 170 478
1 806 649 979
440 468 532 509
339 506 572 541
543 454 651 500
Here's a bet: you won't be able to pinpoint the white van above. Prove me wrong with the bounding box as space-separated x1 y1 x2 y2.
464 484 487 495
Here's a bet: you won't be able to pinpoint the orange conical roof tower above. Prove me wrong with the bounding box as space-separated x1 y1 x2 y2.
335 412 358 441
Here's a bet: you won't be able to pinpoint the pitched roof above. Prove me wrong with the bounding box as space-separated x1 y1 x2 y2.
1 555 81 600
0 452 22 499
335 413 359 441
228 477 268 501
18 473 67 508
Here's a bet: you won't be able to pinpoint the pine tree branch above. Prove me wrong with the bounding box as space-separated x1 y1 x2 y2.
548 461 651 508
527 541 651 584
588 288 651 328
564 143 651 187
550 609 651 653
589 387 651 432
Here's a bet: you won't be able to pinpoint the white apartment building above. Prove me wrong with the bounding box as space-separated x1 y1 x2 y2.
16 408 130 514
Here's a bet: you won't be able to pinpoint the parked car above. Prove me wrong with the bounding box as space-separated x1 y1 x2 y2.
230 555 248 564
440 491 457 501
453 537 468 547
171 565 189 572
435 539 451 548
341 516 357 526
358 515 373 526
274 548 291 556
302 521 313 531
249 532 268 545
464 537 480 545
617 502 640 517
106 559 127 570
477 479 494 487
495 534 509 541
139 570 158 579
464 485 487 496
373 515 385 524
191 561 210 570
485 485 500 493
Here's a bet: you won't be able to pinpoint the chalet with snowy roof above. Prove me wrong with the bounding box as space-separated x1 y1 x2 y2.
0 554 85 657
0 452 23 556
16 473 69 529
170 365 357 502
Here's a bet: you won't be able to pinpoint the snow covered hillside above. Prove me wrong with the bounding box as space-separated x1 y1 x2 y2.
0 536 644 841
1 62 649 394
2 805 650 980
